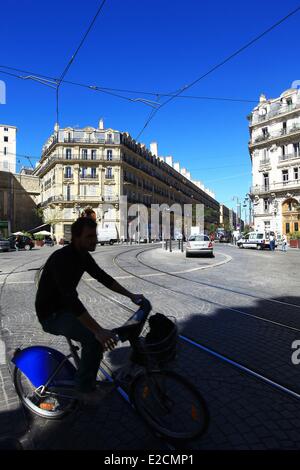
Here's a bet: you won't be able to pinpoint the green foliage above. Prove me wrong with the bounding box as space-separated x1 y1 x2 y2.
34 234 45 241
290 231 300 240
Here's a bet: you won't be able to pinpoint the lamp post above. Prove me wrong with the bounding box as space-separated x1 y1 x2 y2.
232 196 241 229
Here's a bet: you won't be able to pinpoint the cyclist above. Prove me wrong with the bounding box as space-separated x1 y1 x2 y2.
35 217 144 403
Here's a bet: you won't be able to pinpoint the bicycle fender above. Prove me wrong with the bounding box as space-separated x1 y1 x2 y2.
12 346 77 388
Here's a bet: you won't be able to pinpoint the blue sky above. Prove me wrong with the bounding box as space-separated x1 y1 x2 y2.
1 0 300 213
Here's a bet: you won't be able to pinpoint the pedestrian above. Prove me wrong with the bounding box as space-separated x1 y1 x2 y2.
281 234 288 253
15 235 21 251
269 234 275 252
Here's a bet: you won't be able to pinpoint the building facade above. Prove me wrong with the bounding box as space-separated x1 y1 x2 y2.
33 121 220 241
248 87 300 237
0 124 17 173
0 170 42 237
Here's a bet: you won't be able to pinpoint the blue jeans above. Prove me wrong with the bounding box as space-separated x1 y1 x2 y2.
40 311 103 393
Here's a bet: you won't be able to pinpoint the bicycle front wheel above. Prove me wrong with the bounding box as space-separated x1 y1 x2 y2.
130 370 209 441
14 367 78 419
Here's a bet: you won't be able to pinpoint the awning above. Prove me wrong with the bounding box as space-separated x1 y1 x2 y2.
27 223 51 234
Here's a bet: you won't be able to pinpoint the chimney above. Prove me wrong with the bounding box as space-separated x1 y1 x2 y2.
150 141 158 156
181 168 187 176
173 162 180 172
98 118 104 130
165 156 173 166
186 171 191 180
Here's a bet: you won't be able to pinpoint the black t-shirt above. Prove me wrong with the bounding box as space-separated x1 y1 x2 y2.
35 244 114 321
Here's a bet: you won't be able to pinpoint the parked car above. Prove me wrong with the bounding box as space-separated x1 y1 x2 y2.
8 235 34 251
0 238 10 252
237 231 276 250
186 234 214 257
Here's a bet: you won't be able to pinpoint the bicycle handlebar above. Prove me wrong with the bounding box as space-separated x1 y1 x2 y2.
112 298 152 343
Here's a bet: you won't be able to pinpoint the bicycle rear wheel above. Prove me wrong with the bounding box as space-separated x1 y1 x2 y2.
14 367 78 419
130 370 209 441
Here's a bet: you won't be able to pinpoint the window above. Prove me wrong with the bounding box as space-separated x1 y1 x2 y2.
66 186 71 201
263 149 269 162
107 134 113 143
4 136 8 142
282 122 287 135
281 145 287 156
295 222 299 232
107 150 112 161
262 127 269 138
4 147 7 155
80 167 87 178
264 221 271 231
91 167 97 178
294 167 298 180
263 173 269 190
91 149 97 160
288 201 293 211
66 148 72 160
82 149 88 160
65 166 72 178
282 170 289 182
4 127 8 132
286 223 290 233
263 198 269 212
106 167 113 179
294 143 300 156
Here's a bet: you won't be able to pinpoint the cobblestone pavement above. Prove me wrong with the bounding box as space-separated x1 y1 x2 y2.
1 243 300 449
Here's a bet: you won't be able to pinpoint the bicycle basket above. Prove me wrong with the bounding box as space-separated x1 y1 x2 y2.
130 313 178 366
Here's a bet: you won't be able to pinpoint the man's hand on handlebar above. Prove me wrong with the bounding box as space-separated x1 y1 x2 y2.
130 294 145 305
95 328 118 351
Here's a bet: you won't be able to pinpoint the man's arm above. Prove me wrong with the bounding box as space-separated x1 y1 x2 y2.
78 310 117 351
85 254 143 304
108 279 139 302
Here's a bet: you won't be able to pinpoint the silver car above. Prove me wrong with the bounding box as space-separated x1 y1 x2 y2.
0 238 10 252
186 234 214 257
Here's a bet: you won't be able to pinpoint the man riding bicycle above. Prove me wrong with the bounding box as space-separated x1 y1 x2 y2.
35 217 144 403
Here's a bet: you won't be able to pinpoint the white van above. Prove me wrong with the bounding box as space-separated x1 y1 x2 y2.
237 231 275 250
97 225 118 245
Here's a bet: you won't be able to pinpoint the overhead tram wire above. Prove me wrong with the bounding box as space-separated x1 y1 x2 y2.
135 3 300 139
56 0 107 125
0 67 258 105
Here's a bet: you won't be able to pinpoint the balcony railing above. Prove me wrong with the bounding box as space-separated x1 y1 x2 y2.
251 125 300 145
278 153 300 162
250 179 300 194
250 102 300 125
259 159 270 167
79 174 98 179
35 154 121 175
40 194 119 207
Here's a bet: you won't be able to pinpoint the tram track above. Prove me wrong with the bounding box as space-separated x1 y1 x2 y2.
112 245 300 333
80 264 300 406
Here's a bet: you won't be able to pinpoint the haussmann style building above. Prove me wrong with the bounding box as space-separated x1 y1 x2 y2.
33 120 220 242
248 86 300 237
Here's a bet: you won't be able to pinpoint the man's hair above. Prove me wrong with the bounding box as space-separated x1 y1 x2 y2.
71 217 97 239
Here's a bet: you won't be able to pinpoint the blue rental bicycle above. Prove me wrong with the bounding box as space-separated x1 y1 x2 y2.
11 299 209 442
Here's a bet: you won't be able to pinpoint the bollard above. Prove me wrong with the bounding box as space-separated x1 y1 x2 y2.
165 240 168 250
178 240 180 250
169 238 172 252
181 239 184 252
